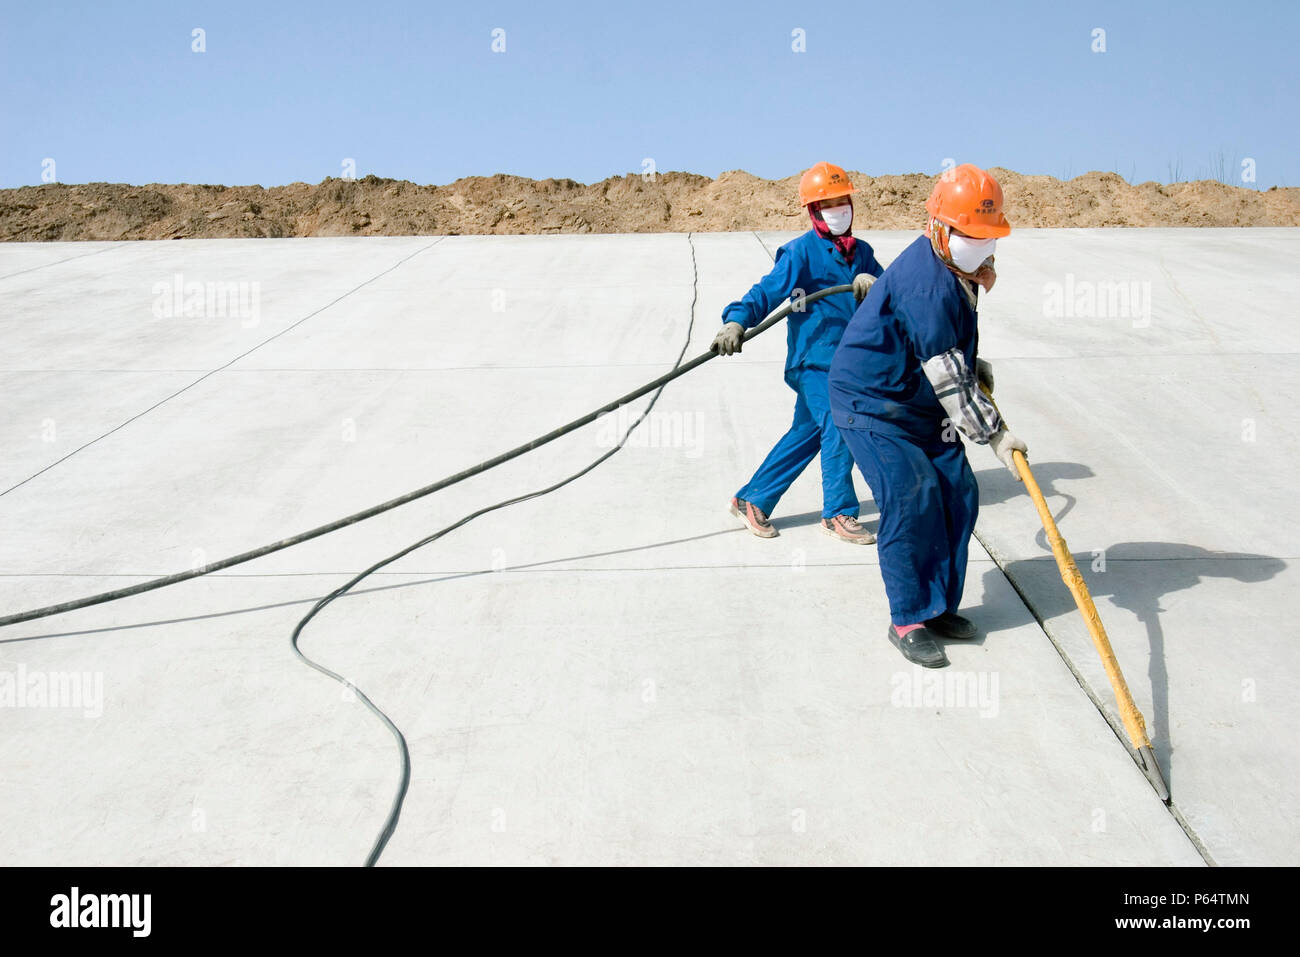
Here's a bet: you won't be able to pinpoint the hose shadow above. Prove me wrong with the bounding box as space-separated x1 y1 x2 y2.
766 462 1091 539
1 527 746 643
981 544 1286 792
761 462 1091 537
768 501 880 532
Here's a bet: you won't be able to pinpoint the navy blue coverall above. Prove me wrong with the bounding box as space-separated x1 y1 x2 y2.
828 235 986 625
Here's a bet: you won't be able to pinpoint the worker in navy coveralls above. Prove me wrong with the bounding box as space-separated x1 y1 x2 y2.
828 164 1029 669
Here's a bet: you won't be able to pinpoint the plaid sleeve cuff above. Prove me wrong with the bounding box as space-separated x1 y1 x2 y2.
921 348 1003 444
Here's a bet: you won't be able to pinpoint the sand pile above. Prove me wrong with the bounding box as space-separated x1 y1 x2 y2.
2 169 1296 241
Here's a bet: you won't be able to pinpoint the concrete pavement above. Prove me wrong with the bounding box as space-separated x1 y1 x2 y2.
1 228 1293 865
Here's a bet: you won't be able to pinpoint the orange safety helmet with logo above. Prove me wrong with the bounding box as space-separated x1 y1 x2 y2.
930 164 1008 291
925 163 1011 260
798 162 856 207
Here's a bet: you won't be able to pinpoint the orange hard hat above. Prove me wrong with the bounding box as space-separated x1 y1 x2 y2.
798 162 855 207
925 164 1011 238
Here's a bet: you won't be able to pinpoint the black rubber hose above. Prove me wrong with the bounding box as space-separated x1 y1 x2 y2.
5 256 855 865
0 284 853 630
297 240 710 864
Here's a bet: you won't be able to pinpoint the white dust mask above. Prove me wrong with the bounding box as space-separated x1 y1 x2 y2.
947 233 996 273
819 204 853 236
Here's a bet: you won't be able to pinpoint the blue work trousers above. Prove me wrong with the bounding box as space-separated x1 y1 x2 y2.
838 426 979 625
736 369 860 520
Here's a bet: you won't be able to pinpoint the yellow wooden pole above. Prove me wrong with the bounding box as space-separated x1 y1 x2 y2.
982 385 1169 800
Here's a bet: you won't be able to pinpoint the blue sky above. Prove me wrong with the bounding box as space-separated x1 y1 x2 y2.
2 0 1295 188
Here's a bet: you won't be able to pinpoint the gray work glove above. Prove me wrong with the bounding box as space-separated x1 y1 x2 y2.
989 427 1028 480
711 321 746 356
852 272 876 303
976 358 994 395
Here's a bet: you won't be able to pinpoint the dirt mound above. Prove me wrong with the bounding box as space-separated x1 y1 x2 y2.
2 169 1296 241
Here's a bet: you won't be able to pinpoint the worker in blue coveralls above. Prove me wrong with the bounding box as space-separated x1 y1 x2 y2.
711 162 884 545
829 164 1029 668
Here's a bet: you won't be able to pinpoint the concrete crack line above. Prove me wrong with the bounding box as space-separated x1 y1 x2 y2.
0 238 445 499
0 241 130 282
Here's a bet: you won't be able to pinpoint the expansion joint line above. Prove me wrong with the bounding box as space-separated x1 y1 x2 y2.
1 238 444 498
970 528 1216 865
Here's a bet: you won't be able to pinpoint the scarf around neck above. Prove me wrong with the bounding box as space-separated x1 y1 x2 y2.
809 202 858 263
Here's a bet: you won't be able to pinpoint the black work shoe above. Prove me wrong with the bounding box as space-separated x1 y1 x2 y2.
925 611 979 640
888 625 949 669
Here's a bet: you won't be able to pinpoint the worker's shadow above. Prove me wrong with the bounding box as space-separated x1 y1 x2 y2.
980 543 1286 793
972 458 1287 788
768 502 878 532
975 460 1096 550
768 461 1093 538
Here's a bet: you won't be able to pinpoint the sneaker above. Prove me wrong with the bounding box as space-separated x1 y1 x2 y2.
925 611 979 640
730 497 778 538
887 624 949 669
820 514 875 545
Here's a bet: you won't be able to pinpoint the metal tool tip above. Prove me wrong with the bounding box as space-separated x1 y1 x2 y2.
1136 745 1170 803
